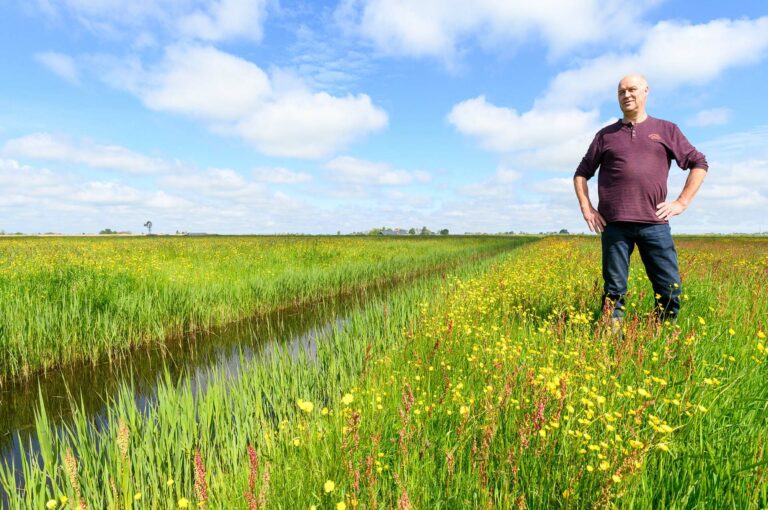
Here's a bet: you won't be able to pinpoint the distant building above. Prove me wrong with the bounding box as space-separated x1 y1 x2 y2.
380 229 409 235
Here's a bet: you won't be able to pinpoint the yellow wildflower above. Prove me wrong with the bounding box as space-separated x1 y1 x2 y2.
46 500 57 510
178 498 190 509
297 399 314 413
337 502 347 510
324 480 336 493
341 394 354 405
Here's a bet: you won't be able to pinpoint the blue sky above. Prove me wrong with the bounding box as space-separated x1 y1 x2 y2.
1 0 767 234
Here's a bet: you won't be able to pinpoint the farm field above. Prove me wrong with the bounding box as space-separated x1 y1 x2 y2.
2 236 767 508
0 235 524 381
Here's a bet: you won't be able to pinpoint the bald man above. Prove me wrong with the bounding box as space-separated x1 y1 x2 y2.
573 74 708 325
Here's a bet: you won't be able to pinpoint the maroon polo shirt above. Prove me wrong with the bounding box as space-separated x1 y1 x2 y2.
574 116 708 224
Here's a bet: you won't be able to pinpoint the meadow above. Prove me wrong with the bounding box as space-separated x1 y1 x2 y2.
2 236 767 508
0 235 522 381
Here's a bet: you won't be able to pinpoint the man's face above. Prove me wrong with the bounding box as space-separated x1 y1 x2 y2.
617 76 648 115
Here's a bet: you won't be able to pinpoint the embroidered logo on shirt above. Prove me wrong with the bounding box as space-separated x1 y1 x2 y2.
648 133 662 141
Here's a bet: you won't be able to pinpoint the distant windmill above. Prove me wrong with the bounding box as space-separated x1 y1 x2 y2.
144 221 153 235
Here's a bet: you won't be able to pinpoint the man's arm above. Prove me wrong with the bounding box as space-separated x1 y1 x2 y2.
655 167 707 220
574 175 607 233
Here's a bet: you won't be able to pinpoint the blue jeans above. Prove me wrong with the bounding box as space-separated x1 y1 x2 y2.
601 222 682 321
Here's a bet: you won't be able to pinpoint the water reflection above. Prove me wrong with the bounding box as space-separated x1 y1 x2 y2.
0 285 369 472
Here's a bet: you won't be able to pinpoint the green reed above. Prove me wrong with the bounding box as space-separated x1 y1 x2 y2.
0 235 522 380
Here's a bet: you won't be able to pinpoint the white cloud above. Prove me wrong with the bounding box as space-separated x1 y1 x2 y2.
530 177 575 195
459 165 521 197
0 157 65 193
449 17 768 172
178 0 268 42
0 157 318 234
111 45 388 159
252 167 313 184
161 168 265 199
145 190 193 209
236 91 388 159
448 95 607 172
35 52 79 84
324 155 430 185
448 96 600 153
539 17 768 109
383 190 433 208
2 133 175 174
688 107 732 127
72 181 142 204
336 0 657 62
35 0 269 43
138 47 272 121
141 45 271 120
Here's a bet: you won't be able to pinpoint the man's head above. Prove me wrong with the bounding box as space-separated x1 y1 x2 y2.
617 74 648 118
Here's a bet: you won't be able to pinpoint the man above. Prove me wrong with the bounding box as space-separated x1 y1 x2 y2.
573 74 708 323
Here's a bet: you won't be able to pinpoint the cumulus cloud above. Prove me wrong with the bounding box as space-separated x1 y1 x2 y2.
447 96 608 172
177 0 268 42
324 155 430 185
538 17 768 110
161 168 266 199
140 45 272 120
0 157 319 234
448 96 600 153
109 45 388 159
336 0 657 62
35 52 79 84
0 157 191 231
2 133 175 174
449 16 768 173
688 108 732 127
72 181 142 204
236 91 387 159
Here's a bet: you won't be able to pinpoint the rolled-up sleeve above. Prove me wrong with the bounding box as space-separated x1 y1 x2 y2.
669 124 708 171
574 133 602 180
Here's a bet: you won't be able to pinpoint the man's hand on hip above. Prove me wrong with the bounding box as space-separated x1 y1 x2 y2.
582 206 607 233
655 200 687 220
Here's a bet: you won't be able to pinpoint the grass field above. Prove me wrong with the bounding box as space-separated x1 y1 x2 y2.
0 235 524 381
2 236 767 508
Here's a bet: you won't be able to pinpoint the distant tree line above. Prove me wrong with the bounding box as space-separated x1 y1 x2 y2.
354 226 450 236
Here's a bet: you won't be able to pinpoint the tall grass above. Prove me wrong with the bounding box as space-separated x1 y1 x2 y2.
0 235 524 380
2 236 766 508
